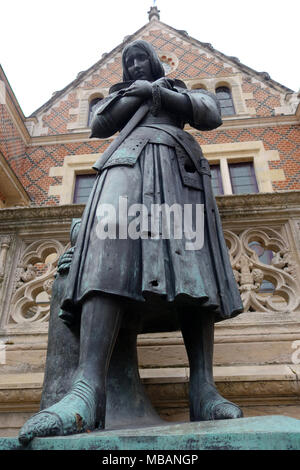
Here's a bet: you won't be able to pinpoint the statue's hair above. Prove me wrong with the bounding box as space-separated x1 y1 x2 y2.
122 40 165 82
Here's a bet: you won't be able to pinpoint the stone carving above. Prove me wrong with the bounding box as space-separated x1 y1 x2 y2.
6 225 299 324
225 227 300 313
9 240 65 324
15 264 37 289
0 235 12 284
43 278 54 295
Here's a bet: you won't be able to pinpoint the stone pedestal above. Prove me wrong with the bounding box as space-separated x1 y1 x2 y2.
1 416 300 450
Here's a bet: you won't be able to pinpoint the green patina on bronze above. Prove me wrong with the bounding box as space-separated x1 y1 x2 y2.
18 39 245 445
3 417 300 450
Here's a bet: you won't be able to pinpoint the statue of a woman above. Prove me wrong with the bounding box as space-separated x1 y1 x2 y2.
19 40 243 444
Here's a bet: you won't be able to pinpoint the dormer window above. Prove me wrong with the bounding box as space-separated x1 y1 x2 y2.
216 86 235 116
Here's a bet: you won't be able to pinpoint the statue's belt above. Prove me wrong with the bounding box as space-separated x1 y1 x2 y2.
99 125 211 191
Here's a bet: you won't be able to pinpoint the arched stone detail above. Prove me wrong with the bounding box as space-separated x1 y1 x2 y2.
225 227 300 313
8 239 68 324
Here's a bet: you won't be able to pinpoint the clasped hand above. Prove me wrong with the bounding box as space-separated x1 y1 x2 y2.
122 77 174 100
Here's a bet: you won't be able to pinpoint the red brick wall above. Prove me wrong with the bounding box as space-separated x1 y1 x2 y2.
41 92 79 136
0 104 26 179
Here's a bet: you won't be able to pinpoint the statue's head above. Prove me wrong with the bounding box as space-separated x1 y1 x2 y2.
122 40 165 82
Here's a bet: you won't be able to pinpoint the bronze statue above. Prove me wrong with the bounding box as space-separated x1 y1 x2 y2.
19 40 243 445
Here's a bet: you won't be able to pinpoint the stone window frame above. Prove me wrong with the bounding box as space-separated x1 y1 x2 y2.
48 154 100 204
186 74 254 118
67 89 108 132
200 141 285 194
191 82 208 91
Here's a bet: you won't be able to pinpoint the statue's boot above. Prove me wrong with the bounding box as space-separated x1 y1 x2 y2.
179 310 243 421
19 293 122 445
18 378 104 445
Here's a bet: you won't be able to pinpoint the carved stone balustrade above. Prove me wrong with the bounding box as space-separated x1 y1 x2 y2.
0 191 299 435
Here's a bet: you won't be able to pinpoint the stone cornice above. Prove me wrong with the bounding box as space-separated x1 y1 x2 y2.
0 192 299 227
215 190 300 210
187 114 299 133
0 204 84 226
29 132 91 146
27 114 299 147
219 114 300 129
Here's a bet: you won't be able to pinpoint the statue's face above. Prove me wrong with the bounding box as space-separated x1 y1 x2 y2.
125 46 154 81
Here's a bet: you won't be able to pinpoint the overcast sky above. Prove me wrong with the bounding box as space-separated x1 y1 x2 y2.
1 0 299 116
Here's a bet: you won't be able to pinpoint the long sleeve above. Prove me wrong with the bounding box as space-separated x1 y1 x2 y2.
90 90 144 139
181 89 222 131
89 92 120 138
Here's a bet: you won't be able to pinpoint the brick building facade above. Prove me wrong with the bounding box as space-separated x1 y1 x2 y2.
0 8 300 436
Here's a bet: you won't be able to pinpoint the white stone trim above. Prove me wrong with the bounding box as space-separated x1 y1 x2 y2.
201 141 285 194
48 154 100 204
66 88 109 132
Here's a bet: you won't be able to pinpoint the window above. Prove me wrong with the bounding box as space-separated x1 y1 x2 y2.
210 164 224 196
88 97 102 126
209 161 258 196
229 162 258 194
73 174 96 204
216 86 235 116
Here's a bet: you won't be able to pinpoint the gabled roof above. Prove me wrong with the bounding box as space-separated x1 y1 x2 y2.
30 17 294 118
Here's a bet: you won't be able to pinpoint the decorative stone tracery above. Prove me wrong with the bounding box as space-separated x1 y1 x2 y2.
8 240 67 324
0 195 299 327
225 227 300 313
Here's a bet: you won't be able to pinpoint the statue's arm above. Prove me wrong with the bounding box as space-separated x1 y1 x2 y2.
90 94 144 138
179 89 223 131
90 81 222 137
153 80 222 130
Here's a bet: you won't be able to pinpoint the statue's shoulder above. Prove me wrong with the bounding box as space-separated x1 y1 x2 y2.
109 81 133 94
